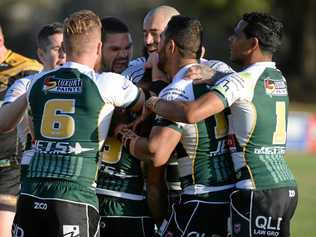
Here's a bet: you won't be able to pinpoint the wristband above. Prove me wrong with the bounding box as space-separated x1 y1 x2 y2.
125 135 140 157
116 128 140 156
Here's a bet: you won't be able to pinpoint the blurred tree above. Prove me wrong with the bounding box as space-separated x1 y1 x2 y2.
0 0 314 102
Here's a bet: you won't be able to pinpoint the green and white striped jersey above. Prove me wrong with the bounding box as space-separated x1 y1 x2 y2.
24 61 139 206
156 64 236 195
96 136 146 201
212 62 296 190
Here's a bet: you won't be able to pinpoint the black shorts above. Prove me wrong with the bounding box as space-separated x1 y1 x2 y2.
100 216 155 237
230 187 298 237
157 194 231 237
0 166 20 212
12 194 100 237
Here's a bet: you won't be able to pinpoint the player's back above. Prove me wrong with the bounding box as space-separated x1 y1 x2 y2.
25 60 139 187
158 64 236 191
27 64 109 187
226 62 296 190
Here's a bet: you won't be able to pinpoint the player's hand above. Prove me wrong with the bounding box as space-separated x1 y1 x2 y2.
183 64 216 85
144 52 159 69
129 101 154 131
114 123 129 140
145 53 168 82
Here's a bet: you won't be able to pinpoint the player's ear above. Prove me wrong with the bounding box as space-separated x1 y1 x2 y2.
37 48 45 63
249 37 260 53
169 39 176 55
97 41 102 57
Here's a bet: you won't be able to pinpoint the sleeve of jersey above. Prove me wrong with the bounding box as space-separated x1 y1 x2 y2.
154 116 184 133
211 72 246 108
4 77 32 104
203 60 236 74
121 63 145 84
98 72 140 108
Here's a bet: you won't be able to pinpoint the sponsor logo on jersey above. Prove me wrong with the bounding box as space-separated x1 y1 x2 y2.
254 216 282 236
35 140 94 155
43 77 82 94
254 146 286 155
160 87 189 101
63 225 80 237
264 78 287 97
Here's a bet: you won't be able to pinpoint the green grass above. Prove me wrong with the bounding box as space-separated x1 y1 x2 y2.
286 152 316 237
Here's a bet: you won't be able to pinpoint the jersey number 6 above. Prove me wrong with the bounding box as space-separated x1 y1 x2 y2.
41 99 75 139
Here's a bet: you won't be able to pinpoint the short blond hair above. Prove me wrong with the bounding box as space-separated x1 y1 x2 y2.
63 10 101 56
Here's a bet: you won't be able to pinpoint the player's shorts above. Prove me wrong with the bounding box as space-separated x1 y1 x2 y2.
157 189 233 237
12 193 100 237
98 195 155 237
229 187 298 237
167 189 182 207
100 216 154 237
0 165 20 212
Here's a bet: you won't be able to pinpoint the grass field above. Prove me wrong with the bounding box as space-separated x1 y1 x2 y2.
286 152 316 237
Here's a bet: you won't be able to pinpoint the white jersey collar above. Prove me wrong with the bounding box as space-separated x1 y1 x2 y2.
246 61 276 70
61 61 94 73
172 63 199 83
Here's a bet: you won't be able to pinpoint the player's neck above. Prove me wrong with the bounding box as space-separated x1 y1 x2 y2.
244 52 273 67
170 58 198 77
67 54 96 70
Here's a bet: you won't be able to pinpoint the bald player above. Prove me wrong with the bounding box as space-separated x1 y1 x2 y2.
123 5 180 83
123 6 183 213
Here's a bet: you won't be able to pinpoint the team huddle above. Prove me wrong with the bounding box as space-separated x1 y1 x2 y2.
0 5 297 237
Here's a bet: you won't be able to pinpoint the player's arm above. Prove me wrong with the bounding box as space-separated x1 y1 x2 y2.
0 93 27 133
146 72 245 123
4 77 31 104
146 92 225 124
100 72 145 113
116 124 181 167
127 87 145 113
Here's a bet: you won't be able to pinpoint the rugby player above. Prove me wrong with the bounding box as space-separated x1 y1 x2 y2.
116 15 236 237
95 16 157 237
6 10 144 237
0 24 42 237
143 12 298 237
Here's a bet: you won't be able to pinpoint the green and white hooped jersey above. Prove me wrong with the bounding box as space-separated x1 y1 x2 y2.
212 62 296 190
25 61 139 189
156 64 236 195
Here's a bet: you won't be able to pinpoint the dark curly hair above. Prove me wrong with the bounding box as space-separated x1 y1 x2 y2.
165 15 203 59
100 17 129 42
242 12 283 54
